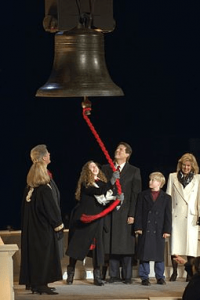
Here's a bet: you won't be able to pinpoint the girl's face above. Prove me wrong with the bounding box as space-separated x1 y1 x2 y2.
88 162 99 177
181 160 192 175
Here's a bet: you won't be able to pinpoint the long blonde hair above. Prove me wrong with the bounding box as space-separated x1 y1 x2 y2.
177 153 199 174
75 161 107 201
27 161 50 187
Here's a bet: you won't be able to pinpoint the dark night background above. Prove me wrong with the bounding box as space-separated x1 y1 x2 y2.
0 1 200 230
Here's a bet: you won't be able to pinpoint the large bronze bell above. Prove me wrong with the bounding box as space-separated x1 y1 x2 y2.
36 27 124 97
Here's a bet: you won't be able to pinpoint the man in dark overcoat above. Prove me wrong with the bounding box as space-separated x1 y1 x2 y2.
102 142 142 284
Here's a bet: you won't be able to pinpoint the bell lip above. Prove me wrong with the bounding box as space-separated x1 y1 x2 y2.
35 89 124 98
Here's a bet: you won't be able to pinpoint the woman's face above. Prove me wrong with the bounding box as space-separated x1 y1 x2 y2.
181 160 192 175
88 162 99 177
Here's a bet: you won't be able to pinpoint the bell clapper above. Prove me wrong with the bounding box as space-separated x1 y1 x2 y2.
82 97 92 115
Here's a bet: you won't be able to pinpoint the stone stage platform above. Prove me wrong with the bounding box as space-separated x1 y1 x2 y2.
14 278 186 300
0 230 190 300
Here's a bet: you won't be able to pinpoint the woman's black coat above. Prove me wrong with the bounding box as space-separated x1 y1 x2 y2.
134 189 172 261
66 180 113 266
50 177 64 259
19 184 63 286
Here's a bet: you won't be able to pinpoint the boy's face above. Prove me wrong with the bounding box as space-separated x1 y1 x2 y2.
149 177 161 191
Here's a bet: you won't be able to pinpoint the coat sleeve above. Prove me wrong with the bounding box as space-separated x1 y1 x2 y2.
166 173 177 214
83 181 113 197
134 192 143 230
163 194 172 234
197 175 200 218
39 185 63 230
166 173 173 196
129 167 142 217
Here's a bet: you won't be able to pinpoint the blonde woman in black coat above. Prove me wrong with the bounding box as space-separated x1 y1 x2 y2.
30 144 64 258
19 161 64 295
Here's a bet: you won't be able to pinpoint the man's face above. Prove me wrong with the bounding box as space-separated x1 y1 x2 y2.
114 144 129 163
43 151 51 165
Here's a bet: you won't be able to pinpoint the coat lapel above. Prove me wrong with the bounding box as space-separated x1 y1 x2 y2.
144 190 165 209
119 162 130 181
144 190 154 207
182 176 196 199
173 175 196 204
173 176 185 200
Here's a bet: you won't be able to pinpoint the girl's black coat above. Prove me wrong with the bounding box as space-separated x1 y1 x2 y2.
66 180 112 266
134 189 172 261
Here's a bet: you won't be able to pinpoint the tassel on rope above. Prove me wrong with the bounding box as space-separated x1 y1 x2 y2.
80 98 122 223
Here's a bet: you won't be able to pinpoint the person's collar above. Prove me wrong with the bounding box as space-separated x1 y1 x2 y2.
115 162 126 171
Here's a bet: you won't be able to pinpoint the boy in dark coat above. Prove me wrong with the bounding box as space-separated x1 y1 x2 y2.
134 172 172 286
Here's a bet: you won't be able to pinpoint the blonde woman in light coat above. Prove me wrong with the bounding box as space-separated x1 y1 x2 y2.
166 153 200 282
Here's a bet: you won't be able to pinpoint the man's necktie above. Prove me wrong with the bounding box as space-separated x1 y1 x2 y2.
116 165 121 175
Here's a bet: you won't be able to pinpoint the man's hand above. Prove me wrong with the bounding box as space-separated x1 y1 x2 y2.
127 217 134 224
163 233 170 239
116 193 124 202
110 171 120 185
135 230 142 235
173 254 187 265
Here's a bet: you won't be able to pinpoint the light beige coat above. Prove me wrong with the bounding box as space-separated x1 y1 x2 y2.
166 172 200 256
